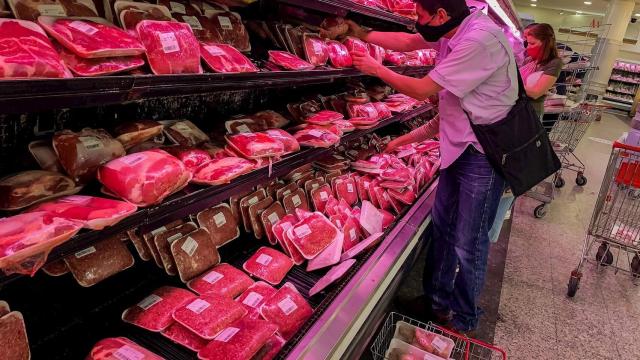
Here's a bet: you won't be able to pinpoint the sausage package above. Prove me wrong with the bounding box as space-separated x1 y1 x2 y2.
187 263 253 298
171 228 220 283
154 222 198 276
64 235 135 287
197 203 240 247
122 286 197 332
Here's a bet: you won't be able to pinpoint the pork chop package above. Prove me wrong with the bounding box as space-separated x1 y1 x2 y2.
200 42 258 73
114 120 164 150
0 311 30 360
197 204 239 247
309 258 356 296
235 281 277 319
154 221 198 276
87 337 163 360
325 40 352 68
206 10 251 52
286 212 341 259
263 129 299 154
161 322 209 352
226 132 286 159
57 46 145 76
97 149 191 207
53 128 126 184
165 120 209 147
136 20 202 75
268 50 314 71
260 282 313 340
293 128 340 148
260 202 286 245
0 170 78 211
0 19 70 79
302 33 328 66
187 263 253 298
171 228 221 283
172 293 247 339
31 195 137 230
122 286 197 332
193 156 254 186
198 318 278 360
243 246 293 285
63 234 135 287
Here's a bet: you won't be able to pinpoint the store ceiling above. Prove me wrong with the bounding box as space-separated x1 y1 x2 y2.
513 0 640 17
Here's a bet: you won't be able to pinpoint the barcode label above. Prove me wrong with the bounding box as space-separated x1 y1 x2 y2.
218 16 233 30
113 345 144 360
294 224 311 237
159 32 180 53
277 296 298 315
350 229 356 240
203 270 223 284
282 189 292 197
432 336 448 353
167 233 183 243
78 136 103 150
320 191 328 200
38 4 66 16
181 236 199 256
214 212 226 227
182 15 203 31
255 254 273 266
281 222 292 231
311 183 319 189
170 1 186 13
346 184 354 193
248 196 259 205
268 212 280 224
242 292 263 308
292 195 301 207
122 154 145 166
214 327 239 342
336 219 342 228
333 155 344 160
204 45 226 56
150 226 167 236
235 124 251 133
383 192 390 201
69 21 99 35
75 246 96 258
309 130 324 137
137 294 163 310
186 299 210 314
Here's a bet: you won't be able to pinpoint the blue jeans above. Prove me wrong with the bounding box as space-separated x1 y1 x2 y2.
423 147 505 331
488 191 515 244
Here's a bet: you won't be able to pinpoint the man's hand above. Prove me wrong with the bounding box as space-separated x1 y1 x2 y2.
351 51 383 77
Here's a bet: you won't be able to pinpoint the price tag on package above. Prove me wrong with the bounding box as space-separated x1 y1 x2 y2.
159 32 180 53
69 21 99 35
38 4 66 16
182 15 203 31
218 16 233 30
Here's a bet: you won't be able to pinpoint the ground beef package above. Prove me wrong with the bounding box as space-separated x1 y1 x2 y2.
122 286 196 332
260 282 313 340
240 189 267 233
249 197 274 240
64 235 135 287
127 229 152 261
304 178 325 203
187 263 253 298
243 247 293 285
171 228 220 283
87 337 163 360
161 322 208 352
282 188 309 215
172 294 247 339
235 281 277 319
197 203 240 247
230 189 252 222
251 334 286 360
143 220 185 268
0 311 30 360
154 222 198 276
286 212 341 259
275 183 298 203
260 202 286 246
197 318 278 360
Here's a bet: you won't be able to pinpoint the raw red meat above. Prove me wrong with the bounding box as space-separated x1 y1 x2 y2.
381 167 411 183
368 43 385 63
243 247 293 285
388 188 416 205
302 33 328 66
280 226 305 265
333 176 358 206
271 214 296 254
236 281 277 319
293 128 340 148
0 19 69 78
197 204 239 247
286 212 341 259
384 51 407 66
173 294 247 339
324 197 340 217
342 36 368 54
192 156 254 185
114 120 163 150
264 129 300 154
38 16 144 58
0 170 77 211
251 110 290 129
372 102 392 119
98 149 191 207
260 282 313 340
197 318 278 360
136 20 202 75
310 184 332 213
161 322 209 352
252 335 286 360
0 311 30 360
121 286 197 332
30 195 136 230
355 175 372 202
268 50 314 71
56 45 144 77
206 11 251 52
309 259 356 296
200 43 258 73
87 337 163 360
325 40 352 68
226 132 285 158
342 216 361 252
341 232 384 261
306 228 343 271
305 110 344 125
347 103 379 120
120 8 172 36
163 147 212 175
380 209 396 228
187 263 254 298
374 186 392 211
413 328 455 358
333 120 356 133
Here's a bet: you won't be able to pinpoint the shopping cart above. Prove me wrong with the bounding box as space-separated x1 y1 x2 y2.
371 312 507 360
567 141 640 297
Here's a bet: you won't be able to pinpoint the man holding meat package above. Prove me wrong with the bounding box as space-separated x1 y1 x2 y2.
346 0 518 333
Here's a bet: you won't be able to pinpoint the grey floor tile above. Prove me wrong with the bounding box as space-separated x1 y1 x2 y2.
493 323 558 360
496 280 556 339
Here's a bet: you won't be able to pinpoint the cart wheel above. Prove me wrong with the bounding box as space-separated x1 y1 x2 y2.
555 177 566 188
595 243 614 266
576 174 587 186
632 255 640 278
534 204 547 218
567 275 580 298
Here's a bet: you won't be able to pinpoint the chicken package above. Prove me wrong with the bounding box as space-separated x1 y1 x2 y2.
30 195 137 230
121 286 197 332
368 43 385 63
306 227 343 272
161 322 209 352
325 40 352 68
293 128 340 148
260 202 286 246
0 170 78 211
309 259 356 296
53 128 126 184
236 281 277 319
226 132 285 159
239 189 267 233
302 33 328 66
187 263 253 298
87 337 163 360
342 36 367 54
333 176 358 206
243 246 293 285
98 149 191 207
171 228 219 283
154 222 198 276
251 335 286 360
163 147 212 175
64 234 135 287
197 204 239 247
200 42 258 73
341 232 384 261
310 184 333 213
136 20 202 75
248 197 274 240
282 188 309 215
114 120 164 150
164 120 209 147
57 46 145 76
198 317 278 360
263 129 299 154
0 311 30 360
305 110 344 126
206 10 250 52
172 293 247 339
260 282 313 340
268 50 314 71
286 212 341 259
192 156 254 186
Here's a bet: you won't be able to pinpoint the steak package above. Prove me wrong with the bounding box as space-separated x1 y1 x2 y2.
136 20 202 75
236 281 277 319
271 214 296 254
53 128 126 184
87 337 163 360
187 263 253 298
114 120 164 150
57 46 145 76
248 197 274 240
31 195 137 230
342 36 368 54
260 282 313 340
268 50 314 71
309 259 356 296
226 132 285 159
121 286 197 332
197 318 278 360
286 212 341 259
155 222 198 276
165 120 210 147
264 129 299 154
161 322 209 352
239 189 267 233
0 311 30 360
201 42 258 73
325 40 352 68
171 228 221 283
293 128 340 148
172 294 247 339
260 202 286 245
197 203 240 247
368 43 385 63
302 33 328 66
333 176 358 206
64 234 135 287
0 170 77 211
206 10 251 52
193 156 254 186
243 246 293 285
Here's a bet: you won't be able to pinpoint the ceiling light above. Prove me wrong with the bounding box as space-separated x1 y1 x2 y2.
531 0 537 2
635 13 640 16
531 3 536 6
577 10 583 14
584 1 591 4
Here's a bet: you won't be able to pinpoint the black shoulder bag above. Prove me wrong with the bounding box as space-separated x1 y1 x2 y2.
465 68 561 197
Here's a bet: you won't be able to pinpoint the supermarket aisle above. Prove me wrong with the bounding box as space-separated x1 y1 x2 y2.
493 112 638 360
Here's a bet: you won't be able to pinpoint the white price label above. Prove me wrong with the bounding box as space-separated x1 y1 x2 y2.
182 15 203 31
181 236 199 256
203 270 223 284
235 124 251 133
214 327 240 342
242 292 264 308
170 1 186 13
255 253 273 266
383 192 390 201
158 32 180 53
282 189 292 197
268 212 280 224
311 183 319 190
218 16 233 30
335 219 342 228
78 136 103 150
292 195 302 207
38 4 66 16
214 212 227 227
68 21 99 35
205 45 226 56
122 154 145 166
312 41 323 55
277 296 298 315
167 232 183 243
294 224 311 237
281 222 292 231
364 181 370 189
150 226 167 236
248 196 259 205
333 155 344 160
350 228 356 240
309 130 324 137
113 345 144 360
186 299 210 314
346 183 354 193
432 337 448 353
320 191 328 200
172 122 191 132
74 246 96 258
137 294 163 310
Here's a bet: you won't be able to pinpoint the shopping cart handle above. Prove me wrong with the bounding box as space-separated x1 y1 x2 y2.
613 141 640 152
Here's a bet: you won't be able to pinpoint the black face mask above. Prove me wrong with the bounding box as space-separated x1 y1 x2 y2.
523 40 528 48
415 8 471 42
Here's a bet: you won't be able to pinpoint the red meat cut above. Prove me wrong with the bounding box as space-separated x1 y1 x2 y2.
341 216 361 252
252 335 286 360
87 337 163 360
236 281 277 319
271 214 297 255
268 50 314 71
359 200 383 236
302 33 329 66
372 102 392 119
206 11 251 52
381 167 412 183
30 195 137 230
347 103 379 120
260 282 313 340
113 120 164 150
120 8 172 36
325 40 352 68
172 293 247 339
161 322 209 352
388 188 416 205
192 156 254 185
0 19 69 78
187 263 254 298
163 147 212 175
264 129 300 154
136 20 202 75
333 176 358 206
384 51 407 66
342 36 368 54
368 43 385 63
305 110 344 125
333 120 356 133
293 128 340 148
306 228 343 271
197 318 278 360
286 212 341 259
121 286 197 332
310 184 333 213
200 43 258 73
280 226 305 265
243 246 293 285
57 46 144 76
226 132 285 158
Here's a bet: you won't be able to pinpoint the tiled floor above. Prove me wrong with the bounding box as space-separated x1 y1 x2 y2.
493 112 640 359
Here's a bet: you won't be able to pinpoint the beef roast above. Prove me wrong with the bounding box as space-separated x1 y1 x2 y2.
136 20 201 74
114 120 164 150
302 33 328 66
325 40 352 68
206 10 251 52
193 156 254 186
226 132 285 158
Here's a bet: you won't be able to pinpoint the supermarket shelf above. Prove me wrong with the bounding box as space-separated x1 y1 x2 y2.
606 89 636 96
0 66 431 114
612 68 640 75
602 97 634 105
277 0 414 27
609 78 640 86
602 99 633 111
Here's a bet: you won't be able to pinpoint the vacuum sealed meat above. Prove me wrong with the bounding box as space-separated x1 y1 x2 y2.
268 50 314 71
163 147 211 175
251 335 285 360
388 188 416 205
260 202 286 245
240 189 267 233
207 11 250 52
302 33 328 66
165 120 209 147
226 132 285 159
306 227 343 271
98 149 191 207
57 46 145 77
333 176 358 206
368 43 385 63
187 263 253 298
342 36 367 54
198 318 278 360
341 232 383 261
236 281 277 319
87 337 163 360
53 128 126 184
275 183 298 203
154 222 198 276
341 216 361 252
252 110 289 129
243 246 293 285
197 204 239 247
381 167 411 183
305 110 344 126
201 42 258 73
293 128 340 148
310 184 333 213
161 322 208 352
309 259 356 296
127 229 152 261
260 282 313 340
172 228 220 283
0 170 77 211
136 20 202 75
114 120 163 150
264 129 299 154
271 214 296 254
64 234 134 287
119 8 172 35
347 103 379 120
122 286 197 332
193 156 254 186
374 186 392 211
173 294 247 339
325 40 352 68
249 197 274 240
385 51 407 66
157 0 198 15
0 311 30 360
286 212 340 259
31 195 137 230
282 188 309 214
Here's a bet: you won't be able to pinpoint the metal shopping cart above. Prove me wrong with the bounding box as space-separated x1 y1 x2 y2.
371 312 507 360
567 141 640 297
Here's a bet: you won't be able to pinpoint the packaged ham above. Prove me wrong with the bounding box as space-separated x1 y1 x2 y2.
193 156 254 186
368 43 385 63
260 202 285 245
98 149 191 207
302 33 328 66
310 184 333 213
114 120 163 150
187 263 253 298
282 188 309 215
198 317 278 360
57 46 145 76
325 40 352 68
0 170 78 211
236 281 277 319
122 286 197 332
171 228 220 283
173 293 247 339
243 247 293 285
226 132 285 159
240 189 267 233
341 232 384 261
268 50 314 71
197 204 239 247
42 259 69 276
0 311 30 360
201 42 258 73
286 212 340 259
64 234 135 287
164 120 209 147
161 322 209 352
136 20 202 75
248 197 273 240
251 335 285 360
263 129 299 154
206 10 250 52
154 222 197 276
294 128 340 148
309 259 355 296
31 195 137 230
87 337 163 360
260 282 313 340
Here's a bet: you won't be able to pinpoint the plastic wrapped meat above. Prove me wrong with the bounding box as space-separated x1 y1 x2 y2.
325 40 352 68
240 189 267 233
0 170 77 211
260 282 313 340
30 195 136 230
98 149 191 207
87 337 163 360
413 327 455 358
305 110 343 125
57 46 145 77
306 227 343 271
293 128 340 148
136 20 202 75
193 156 254 185
0 212 82 276
53 128 126 184
309 259 356 296
282 189 309 214
302 33 328 66
259 201 286 245
156 0 198 15
368 43 385 63
248 197 273 240
388 188 416 205
120 8 172 35
374 186 392 211
251 335 285 360
198 317 278 360
268 50 314 71
372 102 392 120
271 214 296 254
319 17 348 40
114 120 163 150
333 176 358 206
0 19 70 79
243 247 293 285
236 281 277 319
121 286 197 332
173 294 247 339
359 200 383 236
380 209 396 228
197 204 239 247
187 263 253 298
163 147 212 175
341 216 361 252
161 322 208 352
263 129 299 154
171 228 220 283
226 132 285 158
165 120 209 147
341 232 384 261
0 311 30 360
310 184 333 213
206 11 251 52
154 222 198 276
200 42 258 73
342 36 367 54
347 103 379 120
286 212 341 259
279 222 305 265
64 235 134 287
385 51 407 66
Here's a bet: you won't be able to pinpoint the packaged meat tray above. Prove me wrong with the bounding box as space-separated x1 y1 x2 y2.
243 246 293 285
275 183 298 203
127 229 152 261
192 156 254 186
154 222 198 276
235 281 277 319
360 200 383 236
268 50 314 71
172 228 220 283
304 178 325 200
0 301 9 317
172 294 247 339
263 129 299 154
136 20 202 75
226 132 285 159
163 147 212 175
157 0 198 15
342 36 368 54
9 0 97 21
293 128 340 148
161 322 209 352
230 189 252 223
28 139 63 172
368 43 385 63
341 232 384 261
31 195 137 230
87 337 163 360
57 46 145 76
286 212 341 259
63 234 135 287
302 33 328 66
309 259 356 296
260 201 286 245
325 40 352 68
187 263 254 298
122 286 197 332
206 10 251 52
341 216 361 252
42 259 69 276
0 311 30 360
198 318 278 360
239 189 267 233
0 170 78 211
252 334 285 360
97 149 191 207
201 42 258 73
347 103 379 120
119 7 172 36
165 120 210 147
248 197 274 240
143 220 185 268
279 223 305 265
271 214 296 254
114 120 164 150
394 321 455 359
306 227 342 271
310 184 333 213
197 204 240 247
260 282 313 340
305 110 344 125
333 176 358 206
282 188 309 215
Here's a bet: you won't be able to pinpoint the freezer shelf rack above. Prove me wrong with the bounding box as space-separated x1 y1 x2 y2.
276 0 415 27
